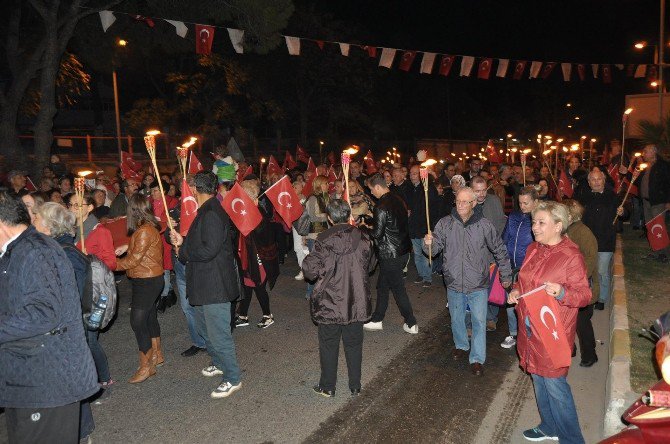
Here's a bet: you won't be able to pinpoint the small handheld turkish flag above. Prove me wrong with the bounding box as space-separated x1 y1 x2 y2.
188 152 204 174
558 170 573 198
364 150 377 174
236 165 252 183
518 289 572 369
478 58 493 80
267 155 282 177
283 151 297 170
327 166 338 192
302 172 315 197
195 24 215 55
646 211 670 251
180 179 198 236
296 145 310 164
221 182 262 236
306 157 317 174
486 140 502 163
264 175 303 225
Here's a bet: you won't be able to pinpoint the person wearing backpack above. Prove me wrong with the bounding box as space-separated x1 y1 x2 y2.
33 202 98 443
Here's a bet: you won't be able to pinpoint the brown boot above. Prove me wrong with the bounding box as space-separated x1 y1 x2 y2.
129 350 156 383
151 337 165 367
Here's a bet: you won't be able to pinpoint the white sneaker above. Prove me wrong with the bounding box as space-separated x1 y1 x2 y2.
501 335 517 349
295 271 304 281
403 323 419 334
202 365 223 377
210 381 242 398
363 321 383 331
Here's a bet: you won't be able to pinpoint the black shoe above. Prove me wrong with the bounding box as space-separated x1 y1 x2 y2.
413 277 423 284
579 356 598 367
422 281 432 288
165 290 178 308
312 385 335 397
594 302 605 311
156 297 167 313
571 343 576 358
351 389 361 397
181 346 205 357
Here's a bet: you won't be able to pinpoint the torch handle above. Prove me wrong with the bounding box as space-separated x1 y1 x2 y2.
613 173 639 224
77 195 86 254
150 157 174 232
423 177 432 266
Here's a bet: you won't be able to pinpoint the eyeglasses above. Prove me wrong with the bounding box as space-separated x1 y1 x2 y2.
456 200 475 206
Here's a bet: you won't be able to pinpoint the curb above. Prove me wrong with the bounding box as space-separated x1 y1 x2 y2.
603 235 636 437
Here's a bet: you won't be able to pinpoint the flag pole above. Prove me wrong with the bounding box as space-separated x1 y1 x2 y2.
516 284 548 300
613 164 646 225
420 159 437 265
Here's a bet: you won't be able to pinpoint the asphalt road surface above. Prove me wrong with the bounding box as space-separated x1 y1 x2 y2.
0 255 517 443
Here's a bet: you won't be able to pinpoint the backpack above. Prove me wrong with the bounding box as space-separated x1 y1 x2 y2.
293 200 311 236
63 244 118 329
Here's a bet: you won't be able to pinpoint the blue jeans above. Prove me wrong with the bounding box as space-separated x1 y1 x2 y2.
174 257 206 348
306 238 315 298
506 305 518 336
194 302 241 385
487 304 499 323
531 374 585 444
86 329 110 382
597 252 613 304
447 288 488 364
161 270 172 298
411 238 431 283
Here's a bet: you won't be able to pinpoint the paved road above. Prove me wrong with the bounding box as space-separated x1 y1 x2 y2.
0 254 522 443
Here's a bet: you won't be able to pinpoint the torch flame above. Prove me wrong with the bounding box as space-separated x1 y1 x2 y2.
77 170 93 177
420 159 438 167
523 149 532 154
624 108 634 115
639 163 648 170
543 150 552 156
146 130 161 136
634 152 642 157
343 146 359 155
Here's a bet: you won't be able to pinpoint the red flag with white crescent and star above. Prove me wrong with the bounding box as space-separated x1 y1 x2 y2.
296 145 310 164
646 211 670 251
220 182 262 236
602 64 612 84
398 51 417 71
363 150 377 174
513 61 527 80
478 58 493 80
361 45 377 58
306 157 317 175
188 152 204 175
264 175 303 225
438 55 455 76
518 289 571 369
121 150 142 172
540 62 556 79
179 179 199 236
302 172 315 197
283 151 297 171
327 166 338 192
236 165 252 183
195 24 215 55
486 140 502 163
267 155 282 177
558 170 573 198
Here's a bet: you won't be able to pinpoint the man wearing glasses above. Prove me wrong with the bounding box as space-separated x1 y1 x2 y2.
424 187 512 376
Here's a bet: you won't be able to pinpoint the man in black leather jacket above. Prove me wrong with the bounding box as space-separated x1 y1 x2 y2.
364 173 418 334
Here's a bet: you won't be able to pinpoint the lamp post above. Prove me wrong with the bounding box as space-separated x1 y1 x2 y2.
113 39 128 162
319 140 324 164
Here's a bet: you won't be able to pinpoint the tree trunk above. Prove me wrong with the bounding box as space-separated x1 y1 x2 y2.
0 106 23 169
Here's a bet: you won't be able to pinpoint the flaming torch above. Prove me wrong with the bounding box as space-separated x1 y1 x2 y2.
341 146 359 223
144 130 174 232
74 177 87 254
613 162 647 224
420 159 437 265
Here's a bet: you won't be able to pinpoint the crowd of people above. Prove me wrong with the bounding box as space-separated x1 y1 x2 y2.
1 139 669 443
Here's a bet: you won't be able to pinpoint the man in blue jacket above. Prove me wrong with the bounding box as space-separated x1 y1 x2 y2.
0 193 98 443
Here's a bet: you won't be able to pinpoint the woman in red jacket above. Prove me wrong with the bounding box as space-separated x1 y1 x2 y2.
66 192 116 271
508 201 590 444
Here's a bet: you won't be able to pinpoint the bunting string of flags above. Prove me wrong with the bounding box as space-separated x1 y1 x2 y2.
94 7 657 83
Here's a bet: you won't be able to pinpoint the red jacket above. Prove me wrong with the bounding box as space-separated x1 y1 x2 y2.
514 237 591 378
152 196 178 271
76 224 116 271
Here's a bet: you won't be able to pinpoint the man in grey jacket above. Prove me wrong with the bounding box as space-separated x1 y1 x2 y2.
424 187 512 376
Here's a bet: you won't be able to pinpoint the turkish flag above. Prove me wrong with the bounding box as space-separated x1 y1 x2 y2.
398 51 417 71
121 150 142 172
540 62 556 79
296 145 310 164
607 164 622 193
101 217 131 248
486 139 502 163
195 25 215 55
236 165 252 183
179 179 198 236
306 157 317 175
513 61 527 80
120 162 143 183
646 211 670 251
302 172 315 197
188 152 204 174
264 175 303 225
478 58 493 80
267 155 282 177
327 151 336 166
362 45 377 58
220 182 262 236
558 170 573 198
438 55 455 76
327 166 338 192
577 64 586 81
602 64 612 84
518 289 572 369
283 151 297 170
364 150 377 174
25 176 37 192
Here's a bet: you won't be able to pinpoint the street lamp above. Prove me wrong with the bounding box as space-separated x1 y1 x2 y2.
112 38 128 160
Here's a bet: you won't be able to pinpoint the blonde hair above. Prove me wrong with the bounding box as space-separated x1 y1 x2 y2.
562 199 584 223
311 175 329 196
532 201 570 234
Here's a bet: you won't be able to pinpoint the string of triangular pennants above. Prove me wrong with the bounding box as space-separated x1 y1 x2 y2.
95 8 657 83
